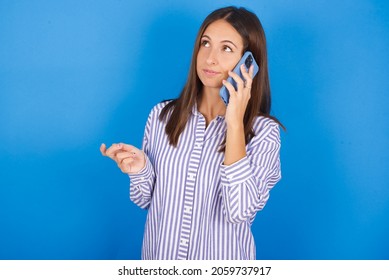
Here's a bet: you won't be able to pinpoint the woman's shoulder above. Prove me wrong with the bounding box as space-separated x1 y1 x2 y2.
249 115 281 146
148 100 174 118
252 115 280 133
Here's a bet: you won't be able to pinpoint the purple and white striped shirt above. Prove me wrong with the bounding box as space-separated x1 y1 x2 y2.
129 101 281 260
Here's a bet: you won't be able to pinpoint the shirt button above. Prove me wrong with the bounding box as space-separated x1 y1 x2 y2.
184 206 192 213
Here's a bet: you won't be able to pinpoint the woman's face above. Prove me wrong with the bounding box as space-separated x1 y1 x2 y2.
196 19 244 91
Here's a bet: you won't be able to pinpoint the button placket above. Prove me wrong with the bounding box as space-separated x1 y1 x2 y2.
177 114 206 260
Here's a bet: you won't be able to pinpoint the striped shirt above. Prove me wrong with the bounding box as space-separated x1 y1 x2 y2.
129 101 281 260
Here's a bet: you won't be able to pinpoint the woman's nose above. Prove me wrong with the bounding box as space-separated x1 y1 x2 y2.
206 49 218 65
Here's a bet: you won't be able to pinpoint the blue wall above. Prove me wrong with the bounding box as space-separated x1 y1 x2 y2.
1 0 388 259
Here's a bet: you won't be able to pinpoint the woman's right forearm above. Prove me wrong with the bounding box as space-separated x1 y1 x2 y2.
129 156 156 209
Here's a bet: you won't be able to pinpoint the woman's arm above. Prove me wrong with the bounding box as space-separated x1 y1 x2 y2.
222 65 281 224
129 154 155 209
128 108 156 209
221 120 281 224
223 64 253 165
100 107 157 209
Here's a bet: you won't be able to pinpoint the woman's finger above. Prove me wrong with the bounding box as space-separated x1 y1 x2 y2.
101 142 145 173
248 64 254 78
228 69 245 92
118 143 139 153
222 79 237 100
240 64 253 89
100 143 107 156
105 143 126 159
120 144 145 164
116 151 136 165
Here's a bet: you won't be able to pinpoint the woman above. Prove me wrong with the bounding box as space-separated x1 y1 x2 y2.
101 6 282 260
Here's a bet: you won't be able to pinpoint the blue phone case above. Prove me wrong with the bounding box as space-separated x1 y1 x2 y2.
219 51 259 105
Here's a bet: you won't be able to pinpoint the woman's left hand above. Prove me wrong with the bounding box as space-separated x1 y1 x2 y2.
223 63 254 128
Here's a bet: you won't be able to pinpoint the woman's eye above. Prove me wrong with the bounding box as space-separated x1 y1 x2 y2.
223 46 232 52
201 40 210 47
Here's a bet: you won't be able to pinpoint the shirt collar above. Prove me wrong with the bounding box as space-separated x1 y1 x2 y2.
192 101 201 116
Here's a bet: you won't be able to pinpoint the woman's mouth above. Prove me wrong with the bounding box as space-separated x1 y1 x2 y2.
203 69 221 77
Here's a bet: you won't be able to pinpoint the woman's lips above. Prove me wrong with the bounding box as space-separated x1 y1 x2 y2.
203 69 221 77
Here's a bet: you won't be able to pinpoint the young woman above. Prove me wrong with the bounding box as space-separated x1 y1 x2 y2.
101 6 282 260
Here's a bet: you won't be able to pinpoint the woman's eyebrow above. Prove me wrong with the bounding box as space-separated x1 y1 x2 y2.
221 40 238 48
201 35 238 48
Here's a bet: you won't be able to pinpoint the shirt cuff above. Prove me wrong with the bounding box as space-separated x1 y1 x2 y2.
128 155 153 185
220 156 253 186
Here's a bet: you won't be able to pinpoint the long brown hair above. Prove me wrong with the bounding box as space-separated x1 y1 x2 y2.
160 6 283 151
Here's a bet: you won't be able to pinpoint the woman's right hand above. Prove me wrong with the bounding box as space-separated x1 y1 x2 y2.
100 143 146 174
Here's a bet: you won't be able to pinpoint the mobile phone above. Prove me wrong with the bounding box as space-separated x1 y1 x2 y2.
219 51 259 105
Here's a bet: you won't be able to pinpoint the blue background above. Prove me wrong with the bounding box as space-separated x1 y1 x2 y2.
1 0 388 260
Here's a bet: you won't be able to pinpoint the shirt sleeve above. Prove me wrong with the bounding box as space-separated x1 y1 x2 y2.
220 120 281 224
128 107 156 209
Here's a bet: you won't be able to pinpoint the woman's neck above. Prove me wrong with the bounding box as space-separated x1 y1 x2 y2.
197 87 226 125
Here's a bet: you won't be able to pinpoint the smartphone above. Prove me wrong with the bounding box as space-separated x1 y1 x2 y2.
219 51 259 105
